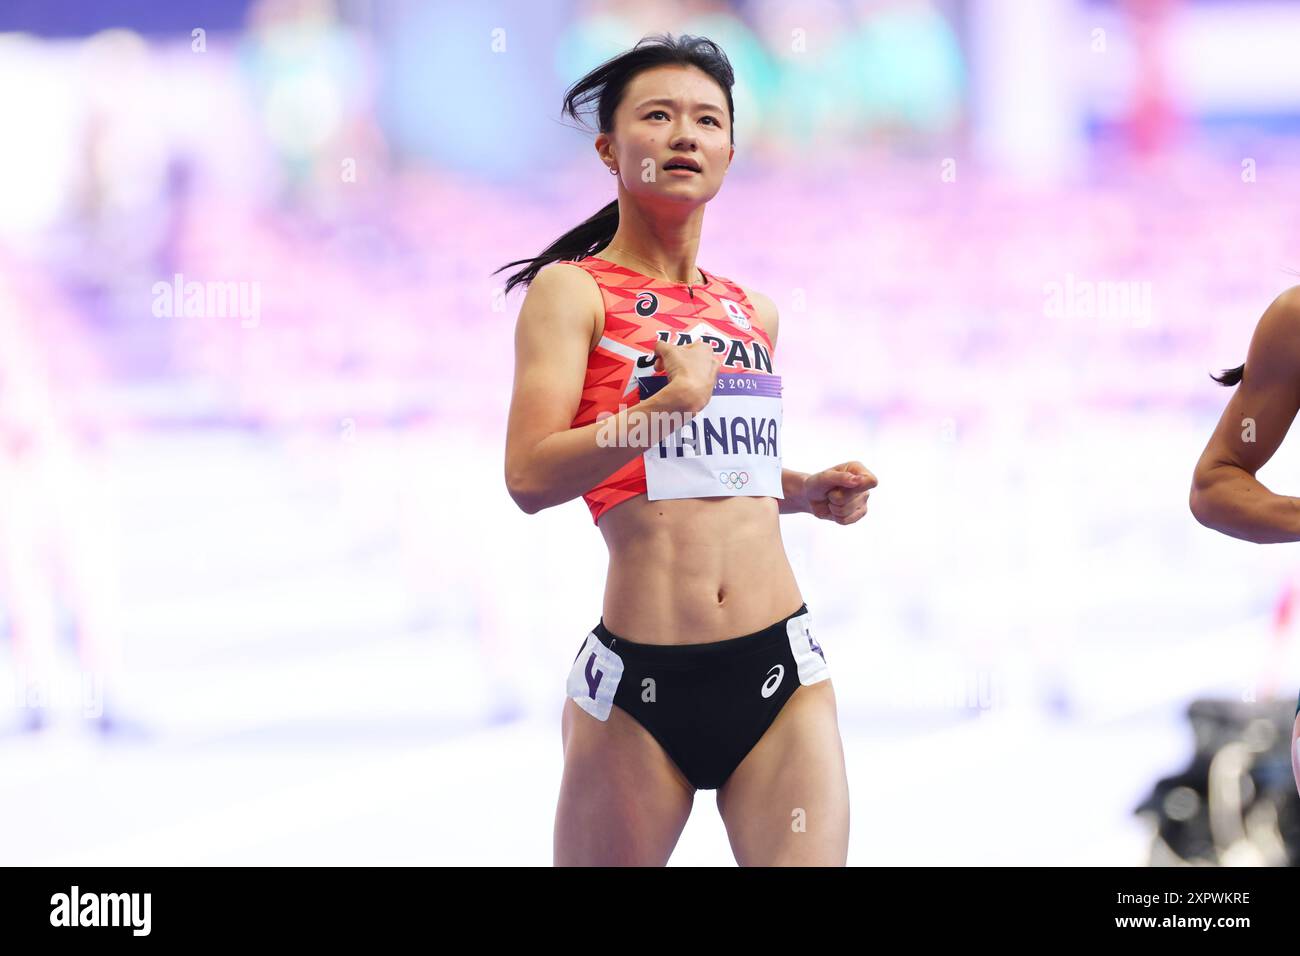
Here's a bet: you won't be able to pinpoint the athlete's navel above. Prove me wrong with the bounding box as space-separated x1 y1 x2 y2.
716 587 726 605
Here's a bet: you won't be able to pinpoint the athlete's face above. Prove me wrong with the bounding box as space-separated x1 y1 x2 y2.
597 64 733 206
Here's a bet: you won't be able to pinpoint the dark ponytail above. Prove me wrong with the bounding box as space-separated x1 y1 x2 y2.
1211 364 1244 386
494 199 620 297
493 32 736 297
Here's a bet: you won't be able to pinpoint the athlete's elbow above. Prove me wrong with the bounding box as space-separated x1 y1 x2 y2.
509 483 546 515
511 491 543 515
1189 474 1266 542
1189 477 1219 530
1189 457 1222 524
505 463 544 514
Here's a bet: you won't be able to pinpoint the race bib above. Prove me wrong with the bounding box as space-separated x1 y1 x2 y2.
638 371 783 501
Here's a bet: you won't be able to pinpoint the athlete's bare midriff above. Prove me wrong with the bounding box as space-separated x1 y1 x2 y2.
596 492 803 645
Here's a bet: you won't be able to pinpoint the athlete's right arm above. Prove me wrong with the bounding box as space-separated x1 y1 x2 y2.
504 263 713 514
1190 287 1300 543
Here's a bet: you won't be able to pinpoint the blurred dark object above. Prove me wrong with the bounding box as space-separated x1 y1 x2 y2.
1134 697 1300 866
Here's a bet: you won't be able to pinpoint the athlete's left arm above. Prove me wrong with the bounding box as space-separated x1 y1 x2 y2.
742 286 878 523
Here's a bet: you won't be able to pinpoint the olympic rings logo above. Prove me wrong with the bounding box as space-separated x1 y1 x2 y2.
719 470 750 491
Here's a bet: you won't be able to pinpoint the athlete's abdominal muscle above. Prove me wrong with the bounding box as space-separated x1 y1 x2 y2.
597 494 804 645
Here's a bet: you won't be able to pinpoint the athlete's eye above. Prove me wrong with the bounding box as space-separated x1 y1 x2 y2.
646 109 721 127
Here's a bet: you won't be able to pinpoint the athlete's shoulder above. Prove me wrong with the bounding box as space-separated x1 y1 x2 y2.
731 281 779 348
524 259 602 303
515 260 603 334
533 257 598 283
1254 284 1300 343
1270 284 1300 319
1243 284 1300 376
552 255 598 274
732 282 776 317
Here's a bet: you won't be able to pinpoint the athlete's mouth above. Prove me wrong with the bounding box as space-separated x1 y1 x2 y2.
663 157 702 173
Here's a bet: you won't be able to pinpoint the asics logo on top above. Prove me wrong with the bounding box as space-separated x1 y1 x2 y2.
635 291 659 317
761 664 785 698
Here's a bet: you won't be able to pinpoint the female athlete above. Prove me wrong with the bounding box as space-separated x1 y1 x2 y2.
499 33 877 866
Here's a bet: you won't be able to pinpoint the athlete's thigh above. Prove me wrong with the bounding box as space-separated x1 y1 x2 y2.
715 680 849 866
554 697 695 866
1292 711 1300 798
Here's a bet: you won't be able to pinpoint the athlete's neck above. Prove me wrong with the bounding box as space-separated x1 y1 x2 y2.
602 206 704 285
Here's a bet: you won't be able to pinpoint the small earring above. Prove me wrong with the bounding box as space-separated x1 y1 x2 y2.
609 166 618 175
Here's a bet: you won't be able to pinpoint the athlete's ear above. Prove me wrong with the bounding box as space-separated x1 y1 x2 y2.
595 133 614 170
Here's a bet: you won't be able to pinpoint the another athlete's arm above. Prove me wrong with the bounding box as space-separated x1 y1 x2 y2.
504 264 716 514
1191 287 1300 543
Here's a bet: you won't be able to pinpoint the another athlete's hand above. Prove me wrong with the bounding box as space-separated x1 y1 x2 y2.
804 461 877 524
652 339 720 416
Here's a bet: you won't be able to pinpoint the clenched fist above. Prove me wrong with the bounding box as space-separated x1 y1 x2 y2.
804 461 877 524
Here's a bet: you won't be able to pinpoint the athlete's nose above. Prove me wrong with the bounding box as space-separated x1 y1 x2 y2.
669 130 699 154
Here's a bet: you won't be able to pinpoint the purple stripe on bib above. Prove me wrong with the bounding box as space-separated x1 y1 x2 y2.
713 373 782 397
638 373 781 400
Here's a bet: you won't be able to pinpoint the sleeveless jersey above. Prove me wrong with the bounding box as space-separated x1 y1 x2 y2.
565 254 783 525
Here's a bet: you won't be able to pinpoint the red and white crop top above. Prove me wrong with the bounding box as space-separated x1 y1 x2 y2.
565 254 783 525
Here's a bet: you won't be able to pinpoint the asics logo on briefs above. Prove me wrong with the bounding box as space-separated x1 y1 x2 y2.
761 664 785 698
635 291 659 317
719 470 750 490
